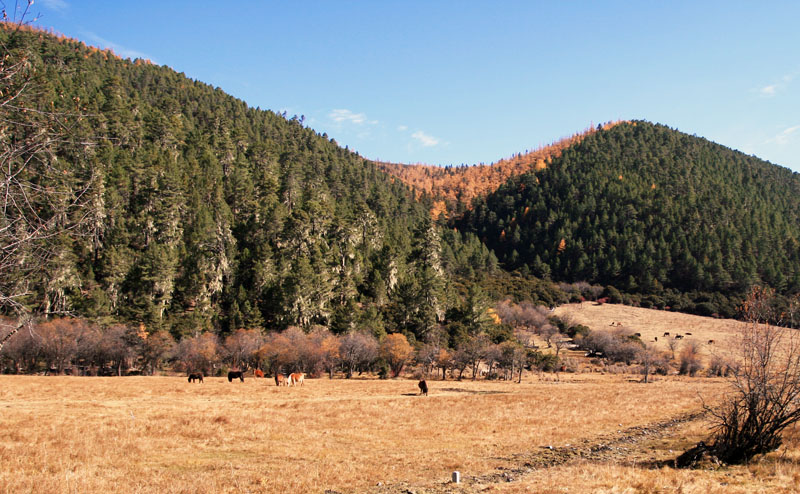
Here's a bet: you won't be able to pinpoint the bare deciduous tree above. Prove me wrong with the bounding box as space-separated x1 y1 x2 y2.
337 331 378 378
0 9 96 350
683 287 800 465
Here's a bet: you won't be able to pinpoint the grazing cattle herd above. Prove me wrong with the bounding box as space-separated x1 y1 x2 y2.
185 369 429 395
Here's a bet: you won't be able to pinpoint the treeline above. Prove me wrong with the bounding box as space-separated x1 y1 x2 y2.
458 121 800 318
0 316 555 381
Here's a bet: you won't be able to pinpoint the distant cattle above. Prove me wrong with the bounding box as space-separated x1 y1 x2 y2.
685 332 693 336
188 372 204 383
275 374 288 386
253 369 264 378
634 332 642 337
708 340 715 345
288 372 305 386
675 334 684 339
663 332 670 337
228 370 244 382
418 379 428 396
654 337 658 342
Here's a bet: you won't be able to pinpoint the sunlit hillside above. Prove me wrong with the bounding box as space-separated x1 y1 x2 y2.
377 121 623 219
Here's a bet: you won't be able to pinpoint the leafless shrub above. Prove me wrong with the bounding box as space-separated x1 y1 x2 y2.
637 343 667 383
140 330 175 375
222 329 264 370
689 286 800 465
415 342 439 378
678 341 703 376
337 331 378 378
707 355 734 377
176 333 219 375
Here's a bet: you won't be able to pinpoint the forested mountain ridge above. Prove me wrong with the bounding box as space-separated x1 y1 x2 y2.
377 121 622 219
3 24 798 341
457 121 800 316
0 24 501 339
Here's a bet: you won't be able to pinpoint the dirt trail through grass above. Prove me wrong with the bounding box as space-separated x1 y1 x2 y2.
360 411 706 494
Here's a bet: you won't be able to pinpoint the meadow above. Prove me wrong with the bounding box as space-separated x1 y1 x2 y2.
555 303 743 358
4 306 800 493
0 373 723 494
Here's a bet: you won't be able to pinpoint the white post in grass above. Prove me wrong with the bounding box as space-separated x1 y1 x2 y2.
452 471 461 484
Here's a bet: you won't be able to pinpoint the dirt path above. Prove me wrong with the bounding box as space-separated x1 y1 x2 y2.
341 411 706 494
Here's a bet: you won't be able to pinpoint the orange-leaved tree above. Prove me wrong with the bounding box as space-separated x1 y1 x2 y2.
380 333 413 378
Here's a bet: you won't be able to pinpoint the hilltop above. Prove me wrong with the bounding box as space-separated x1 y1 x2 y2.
457 121 800 317
378 121 622 219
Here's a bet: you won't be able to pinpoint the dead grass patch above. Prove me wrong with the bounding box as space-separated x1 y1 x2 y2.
0 375 725 493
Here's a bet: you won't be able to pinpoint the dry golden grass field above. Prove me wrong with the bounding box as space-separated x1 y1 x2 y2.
556 302 743 358
0 374 742 494
3 307 800 493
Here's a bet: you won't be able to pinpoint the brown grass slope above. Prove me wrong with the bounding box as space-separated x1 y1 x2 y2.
555 302 743 359
377 121 623 219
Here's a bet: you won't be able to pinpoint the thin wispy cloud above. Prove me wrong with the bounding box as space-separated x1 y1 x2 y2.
757 73 795 98
329 109 377 125
83 31 155 62
397 125 408 132
39 0 69 12
768 125 800 145
759 84 777 97
411 130 440 147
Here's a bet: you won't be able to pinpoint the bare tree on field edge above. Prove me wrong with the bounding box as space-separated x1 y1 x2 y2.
0 7 96 352
678 286 800 466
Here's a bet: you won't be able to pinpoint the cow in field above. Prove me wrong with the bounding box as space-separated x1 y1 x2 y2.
253 369 264 378
288 372 305 386
708 339 715 345
188 372 203 383
675 334 684 339
663 332 670 337
418 379 428 396
228 370 245 382
275 374 288 386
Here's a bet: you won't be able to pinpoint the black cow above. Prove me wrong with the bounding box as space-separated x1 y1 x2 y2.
228 370 245 382
418 379 428 396
188 372 204 383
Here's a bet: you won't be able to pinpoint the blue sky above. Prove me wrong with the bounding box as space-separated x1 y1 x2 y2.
28 1 800 172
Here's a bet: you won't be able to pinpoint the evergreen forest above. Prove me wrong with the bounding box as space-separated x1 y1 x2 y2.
456 121 800 317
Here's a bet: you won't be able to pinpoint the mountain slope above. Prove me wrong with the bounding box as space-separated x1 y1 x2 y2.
378 122 622 219
456 121 800 315
0 24 499 336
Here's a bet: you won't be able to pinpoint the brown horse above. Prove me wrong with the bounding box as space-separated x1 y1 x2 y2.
253 369 264 378
288 372 305 386
418 379 428 396
227 370 244 382
188 372 204 383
